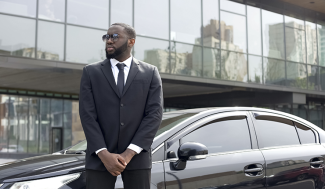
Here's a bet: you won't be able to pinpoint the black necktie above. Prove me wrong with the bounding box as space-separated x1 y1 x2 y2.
116 63 125 95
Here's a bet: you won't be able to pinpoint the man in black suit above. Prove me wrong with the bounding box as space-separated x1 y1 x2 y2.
79 23 163 189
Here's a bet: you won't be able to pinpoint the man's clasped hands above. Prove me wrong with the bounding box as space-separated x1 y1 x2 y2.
97 148 136 176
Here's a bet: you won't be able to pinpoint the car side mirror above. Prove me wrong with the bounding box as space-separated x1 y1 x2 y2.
171 142 208 170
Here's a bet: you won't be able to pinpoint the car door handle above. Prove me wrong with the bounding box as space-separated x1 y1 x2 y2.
310 160 323 165
244 168 263 173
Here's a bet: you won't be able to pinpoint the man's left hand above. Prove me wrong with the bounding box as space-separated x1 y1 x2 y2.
120 148 137 165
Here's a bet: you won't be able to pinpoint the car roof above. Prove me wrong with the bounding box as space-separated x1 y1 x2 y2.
153 107 324 149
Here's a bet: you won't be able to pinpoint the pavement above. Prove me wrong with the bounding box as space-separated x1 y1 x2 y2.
0 158 17 165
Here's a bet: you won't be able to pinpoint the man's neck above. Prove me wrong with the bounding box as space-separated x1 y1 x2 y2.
115 54 131 62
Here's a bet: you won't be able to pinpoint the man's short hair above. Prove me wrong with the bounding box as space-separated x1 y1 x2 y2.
111 23 136 39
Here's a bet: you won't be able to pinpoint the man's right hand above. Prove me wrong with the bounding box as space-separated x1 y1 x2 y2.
98 149 127 176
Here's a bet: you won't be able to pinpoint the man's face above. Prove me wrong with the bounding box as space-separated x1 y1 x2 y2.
105 25 129 59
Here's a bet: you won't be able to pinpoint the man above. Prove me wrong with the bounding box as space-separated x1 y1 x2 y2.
79 23 163 189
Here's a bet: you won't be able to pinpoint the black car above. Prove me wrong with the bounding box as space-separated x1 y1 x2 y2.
1 107 325 189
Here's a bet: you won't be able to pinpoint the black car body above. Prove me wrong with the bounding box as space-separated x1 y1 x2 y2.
1 107 325 189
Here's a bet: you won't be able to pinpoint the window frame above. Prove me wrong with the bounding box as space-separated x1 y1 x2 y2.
249 111 319 149
164 111 257 159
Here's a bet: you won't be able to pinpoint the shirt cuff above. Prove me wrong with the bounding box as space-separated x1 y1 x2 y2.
127 144 143 154
95 148 107 155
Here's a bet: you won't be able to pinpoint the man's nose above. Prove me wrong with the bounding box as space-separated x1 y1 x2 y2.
106 38 113 44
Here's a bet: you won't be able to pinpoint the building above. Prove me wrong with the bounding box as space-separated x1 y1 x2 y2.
0 0 325 158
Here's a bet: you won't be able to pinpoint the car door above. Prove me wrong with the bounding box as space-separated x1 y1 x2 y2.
250 111 325 189
163 111 266 189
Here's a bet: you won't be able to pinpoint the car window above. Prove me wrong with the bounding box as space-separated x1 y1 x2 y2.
295 122 316 144
255 115 300 148
180 116 252 154
155 113 197 137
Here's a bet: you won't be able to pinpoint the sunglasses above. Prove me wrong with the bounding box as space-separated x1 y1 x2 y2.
102 34 119 42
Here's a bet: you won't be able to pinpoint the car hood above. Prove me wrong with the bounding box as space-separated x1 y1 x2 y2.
0 154 85 183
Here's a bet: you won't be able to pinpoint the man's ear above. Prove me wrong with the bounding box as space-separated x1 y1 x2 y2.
128 38 135 48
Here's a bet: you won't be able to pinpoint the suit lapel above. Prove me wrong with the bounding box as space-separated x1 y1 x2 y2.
100 59 120 98
122 58 139 96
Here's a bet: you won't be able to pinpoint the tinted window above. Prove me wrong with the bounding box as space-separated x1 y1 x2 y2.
295 122 316 144
155 113 197 137
255 115 300 147
181 116 251 154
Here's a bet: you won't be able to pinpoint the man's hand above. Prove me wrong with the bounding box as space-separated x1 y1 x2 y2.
98 150 127 176
120 148 137 165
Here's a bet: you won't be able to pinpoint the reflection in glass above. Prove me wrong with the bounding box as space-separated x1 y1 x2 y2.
0 0 36 17
0 15 35 58
181 117 251 154
307 65 319 90
0 95 9 153
309 102 323 128
220 11 246 53
262 10 285 59
28 115 39 153
71 102 85 145
295 122 315 144
28 98 39 153
264 58 285 86
286 62 307 89
221 50 247 82
321 67 325 91
170 42 202 76
38 0 65 22
63 113 72 148
67 0 108 29
285 16 304 29
285 27 306 63
40 99 50 114
37 21 64 61
318 23 325 66
17 97 28 153
133 37 169 73
39 114 50 153
247 6 262 55
66 25 105 64
111 0 132 26
220 0 245 15
202 0 219 48
51 99 62 127
203 48 220 79
134 0 168 39
256 118 300 147
248 55 263 84
292 104 307 120
306 21 318 64
171 0 201 44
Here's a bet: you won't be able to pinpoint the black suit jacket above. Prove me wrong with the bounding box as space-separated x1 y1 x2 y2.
79 57 163 171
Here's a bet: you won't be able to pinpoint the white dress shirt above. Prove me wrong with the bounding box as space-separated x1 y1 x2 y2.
95 56 143 155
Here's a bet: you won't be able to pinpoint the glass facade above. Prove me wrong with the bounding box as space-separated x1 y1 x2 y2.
0 0 324 90
0 95 85 155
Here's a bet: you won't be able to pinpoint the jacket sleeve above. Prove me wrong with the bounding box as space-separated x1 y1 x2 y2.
131 67 163 152
79 67 107 155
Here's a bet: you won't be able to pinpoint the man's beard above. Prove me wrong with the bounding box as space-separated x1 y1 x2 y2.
106 40 128 59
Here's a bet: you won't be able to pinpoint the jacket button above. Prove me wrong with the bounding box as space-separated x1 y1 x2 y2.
121 123 124 126
121 104 124 107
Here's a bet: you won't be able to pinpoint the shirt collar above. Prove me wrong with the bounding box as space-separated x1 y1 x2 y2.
110 55 133 68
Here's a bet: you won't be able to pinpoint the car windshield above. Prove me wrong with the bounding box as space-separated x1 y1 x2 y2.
66 112 198 152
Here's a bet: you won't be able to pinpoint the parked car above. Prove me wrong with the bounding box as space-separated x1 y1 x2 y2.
1 107 325 189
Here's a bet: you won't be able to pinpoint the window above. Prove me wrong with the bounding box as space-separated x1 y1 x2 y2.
295 123 316 144
180 116 251 154
255 115 300 147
